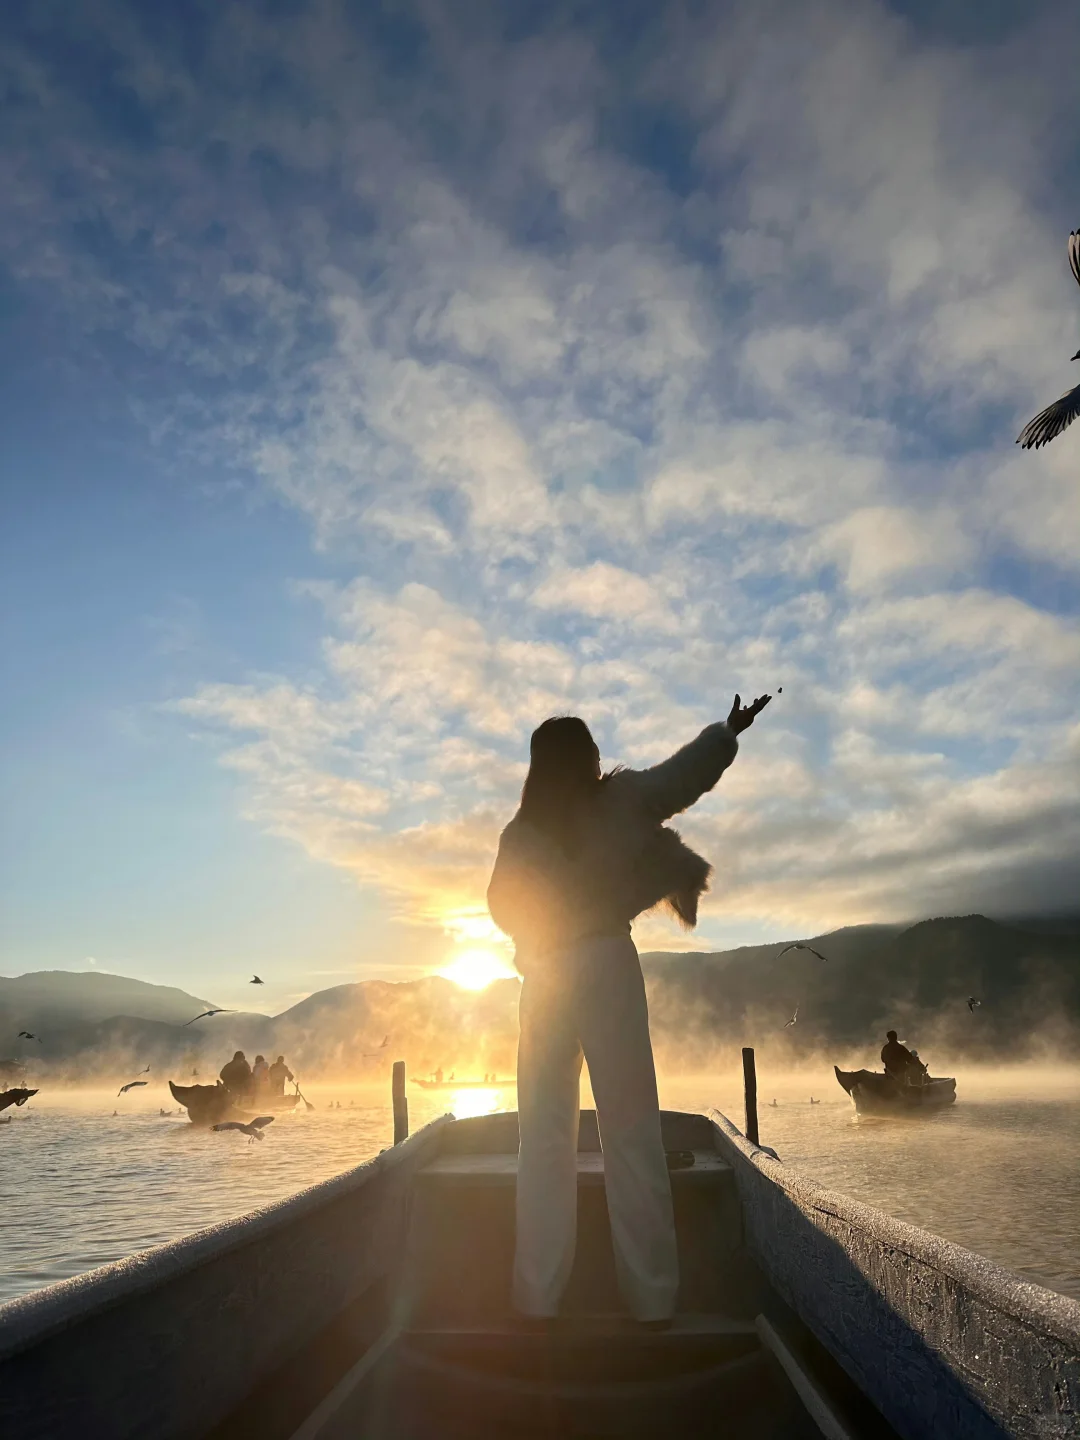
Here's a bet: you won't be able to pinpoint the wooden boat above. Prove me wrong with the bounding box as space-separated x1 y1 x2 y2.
412 1077 516 1091
1 1104 1076 1439
0 1088 37 1113
168 1080 301 1127
834 1066 957 1116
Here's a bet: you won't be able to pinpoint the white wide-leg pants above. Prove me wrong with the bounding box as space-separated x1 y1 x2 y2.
513 935 678 1322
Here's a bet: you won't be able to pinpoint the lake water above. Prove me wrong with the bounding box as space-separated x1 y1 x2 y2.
1 1068 1078 1309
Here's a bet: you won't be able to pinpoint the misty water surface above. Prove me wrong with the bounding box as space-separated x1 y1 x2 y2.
1 1069 1077 1308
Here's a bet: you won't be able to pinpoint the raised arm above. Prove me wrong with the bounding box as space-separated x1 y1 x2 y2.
628 693 771 821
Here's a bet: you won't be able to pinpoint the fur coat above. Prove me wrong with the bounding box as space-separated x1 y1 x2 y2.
487 722 739 971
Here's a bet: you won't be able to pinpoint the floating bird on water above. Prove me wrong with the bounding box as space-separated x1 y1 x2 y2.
183 1008 233 1026
784 1007 798 1028
118 1080 148 1096
17 1031 43 1043
968 997 982 1013
776 943 829 963
810 1097 820 1105
213 1116 274 1143
250 975 264 985
1017 229 1080 450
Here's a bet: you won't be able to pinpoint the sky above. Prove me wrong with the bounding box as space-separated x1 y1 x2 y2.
2 0 1079 1011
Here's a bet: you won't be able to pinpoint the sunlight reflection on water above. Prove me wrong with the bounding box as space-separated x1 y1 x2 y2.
1 1070 1077 1308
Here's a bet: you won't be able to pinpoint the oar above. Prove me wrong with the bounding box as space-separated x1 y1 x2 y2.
294 1081 315 1112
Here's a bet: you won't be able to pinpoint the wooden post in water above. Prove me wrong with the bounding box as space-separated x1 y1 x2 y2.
392 1060 408 1144
742 1046 759 1147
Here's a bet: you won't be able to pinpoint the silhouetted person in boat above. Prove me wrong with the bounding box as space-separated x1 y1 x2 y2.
881 1031 920 1085
269 1056 294 1096
220 1051 252 1097
251 1054 270 1097
488 693 770 1324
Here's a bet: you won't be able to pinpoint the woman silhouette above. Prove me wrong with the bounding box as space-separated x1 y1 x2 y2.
488 692 770 1323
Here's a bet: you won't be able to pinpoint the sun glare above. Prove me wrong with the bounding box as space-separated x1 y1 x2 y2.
439 948 517 991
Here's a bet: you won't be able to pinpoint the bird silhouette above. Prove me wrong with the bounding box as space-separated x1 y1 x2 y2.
1017 230 1080 449
776 943 829 963
967 997 982 1013
183 1009 232 1026
784 1007 798 1028
250 975 264 985
810 1097 820 1105
213 1116 274 1143
117 1080 148 1096
363 1034 390 1056
137 1065 151 1074
17 1031 43 1043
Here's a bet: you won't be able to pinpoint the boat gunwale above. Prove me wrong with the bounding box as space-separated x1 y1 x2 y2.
708 1108 1080 1348
0 1114 453 1362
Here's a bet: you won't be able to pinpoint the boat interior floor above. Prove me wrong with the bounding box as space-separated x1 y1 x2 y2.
295 1123 897 1440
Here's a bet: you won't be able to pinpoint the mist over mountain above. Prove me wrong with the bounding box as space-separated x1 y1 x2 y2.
3 916 1077 1085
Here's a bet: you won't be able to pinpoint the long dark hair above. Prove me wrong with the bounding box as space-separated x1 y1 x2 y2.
518 716 604 857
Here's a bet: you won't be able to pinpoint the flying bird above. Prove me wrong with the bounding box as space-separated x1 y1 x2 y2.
967 997 982 1013
183 1009 232 1026
784 1007 798 1028
1017 229 1080 450
776 943 830 963
137 1065 150 1074
17 1031 43 1043
117 1080 148 1096
212 1116 274 1143
363 1035 390 1056
250 975 264 985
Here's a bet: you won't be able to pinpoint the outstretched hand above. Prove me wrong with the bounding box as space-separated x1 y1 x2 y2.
727 693 771 735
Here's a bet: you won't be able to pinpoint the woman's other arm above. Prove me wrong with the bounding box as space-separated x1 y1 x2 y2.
486 821 565 942
630 693 771 820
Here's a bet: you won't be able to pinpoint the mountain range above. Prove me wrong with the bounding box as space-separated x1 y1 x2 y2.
2 914 1078 1085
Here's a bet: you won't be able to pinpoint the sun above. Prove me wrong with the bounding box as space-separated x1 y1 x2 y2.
439 948 517 991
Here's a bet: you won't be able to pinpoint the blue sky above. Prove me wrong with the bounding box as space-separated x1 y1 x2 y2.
2 0 1078 1010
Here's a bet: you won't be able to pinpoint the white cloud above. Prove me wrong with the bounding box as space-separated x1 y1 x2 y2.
6 0 1080 964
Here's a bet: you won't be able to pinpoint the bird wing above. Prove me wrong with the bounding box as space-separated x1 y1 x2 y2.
184 1012 209 1025
212 1122 246 1132
1017 383 1080 449
806 946 829 962
250 1116 275 1129
1069 229 1080 289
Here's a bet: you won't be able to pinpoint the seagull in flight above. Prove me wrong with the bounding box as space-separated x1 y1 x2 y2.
776 943 830 963
364 1035 390 1056
183 1009 233 1026
137 1065 151 1074
967 997 982 1013
213 1116 274 1143
784 1007 798 1028
117 1080 148 1096
17 1031 43 1043
250 975 264 985
1017 229 1080 449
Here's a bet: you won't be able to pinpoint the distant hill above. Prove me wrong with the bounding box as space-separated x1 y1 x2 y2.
2 917 1077 1082
0 971 218 1029
641 914 1080 1068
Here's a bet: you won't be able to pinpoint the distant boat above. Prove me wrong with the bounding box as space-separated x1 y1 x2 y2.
411 1077 516 1091
168 1081 300 1127
0 1105 1073 1438
834 1066 956 1115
